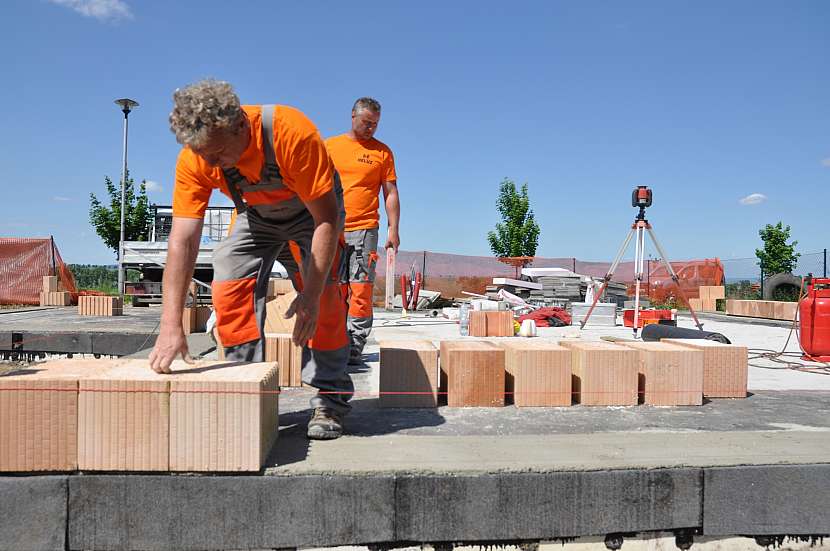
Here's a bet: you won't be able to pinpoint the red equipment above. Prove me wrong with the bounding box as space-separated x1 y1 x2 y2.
799 277 830 362
623 308 673 328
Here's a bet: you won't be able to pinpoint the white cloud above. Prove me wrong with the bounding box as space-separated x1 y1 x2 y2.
144 180 163 193
821 158 830 167
52 196 72 202
48 0 132 21
739 193 767 206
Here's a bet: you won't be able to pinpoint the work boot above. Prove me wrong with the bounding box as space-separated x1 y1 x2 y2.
347 348 363 365
307 407 344 440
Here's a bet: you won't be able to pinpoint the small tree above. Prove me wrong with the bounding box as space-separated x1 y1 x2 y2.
755 222 800 276
89 173 152 258
487 178 540 258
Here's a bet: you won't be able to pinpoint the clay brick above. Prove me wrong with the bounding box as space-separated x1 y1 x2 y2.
78 362 170 471
79 296 123 316
379 340 439 408
662 338 748 398
468 310 514 337
778 302 797 321
486 311 515 337
701 298 717 312
688 298 703 312
169 360 279 472
43 276 58 293
558 340 639 406
264 334 302 388
39 291 71 306
709 286 725 300
698 286 710 301
440 341 505 407
618 342 704 406
182 306 211 334
0 360 104 471
264 293 297 334
267 278 295 297
468 311 488 337
499 340 571 407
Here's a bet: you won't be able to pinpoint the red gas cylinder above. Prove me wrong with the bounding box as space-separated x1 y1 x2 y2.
798 277 830 361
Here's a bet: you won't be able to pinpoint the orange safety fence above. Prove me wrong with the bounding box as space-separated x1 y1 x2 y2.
373 249 723 302
0 237 79 305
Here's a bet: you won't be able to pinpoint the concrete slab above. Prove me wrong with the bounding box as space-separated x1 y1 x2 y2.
395 469 701 541
0 476 67 551
704 465 830 536
68 474 395 550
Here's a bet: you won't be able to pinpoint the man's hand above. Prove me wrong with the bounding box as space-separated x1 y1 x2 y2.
285 292 320 347
148 328 194 374
384 228 400 252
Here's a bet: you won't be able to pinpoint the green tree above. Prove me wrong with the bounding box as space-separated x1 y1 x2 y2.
755 222 800 276
89 173 152 258
487 178 541 258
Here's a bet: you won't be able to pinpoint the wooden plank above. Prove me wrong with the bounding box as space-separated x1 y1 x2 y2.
379 340 439 408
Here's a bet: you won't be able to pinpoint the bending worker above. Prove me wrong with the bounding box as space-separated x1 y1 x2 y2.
148 79 352 440
325 97 399 364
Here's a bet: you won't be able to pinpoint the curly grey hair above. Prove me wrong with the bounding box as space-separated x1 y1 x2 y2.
352 97 381 114
169 79 243 147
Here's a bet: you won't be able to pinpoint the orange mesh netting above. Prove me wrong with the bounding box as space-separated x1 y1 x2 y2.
0 237 78 305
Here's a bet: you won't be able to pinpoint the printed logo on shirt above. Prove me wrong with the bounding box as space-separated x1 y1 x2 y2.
357 153 375 165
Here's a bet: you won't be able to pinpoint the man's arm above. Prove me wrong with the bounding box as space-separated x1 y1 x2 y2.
148 216 203 373
382 180 400 251
285 188 343 347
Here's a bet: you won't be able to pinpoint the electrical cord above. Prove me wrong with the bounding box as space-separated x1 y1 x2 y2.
747 277 830 375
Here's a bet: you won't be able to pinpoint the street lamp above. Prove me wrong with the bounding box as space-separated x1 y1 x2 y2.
114 98 138 297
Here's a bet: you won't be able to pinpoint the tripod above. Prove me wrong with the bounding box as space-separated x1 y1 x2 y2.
579 187 703 336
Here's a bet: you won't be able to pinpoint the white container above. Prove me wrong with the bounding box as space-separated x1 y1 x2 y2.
519 319 537 337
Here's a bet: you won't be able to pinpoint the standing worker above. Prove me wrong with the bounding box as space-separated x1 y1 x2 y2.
325 97 399 364
148 79 352 440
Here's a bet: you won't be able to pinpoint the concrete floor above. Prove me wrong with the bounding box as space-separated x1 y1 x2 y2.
3 306 829 550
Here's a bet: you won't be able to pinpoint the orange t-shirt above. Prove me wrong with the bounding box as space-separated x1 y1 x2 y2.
172 105 335 219
324 134 397 231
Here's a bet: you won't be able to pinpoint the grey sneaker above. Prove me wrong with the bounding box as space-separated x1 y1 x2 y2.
307 407 343 440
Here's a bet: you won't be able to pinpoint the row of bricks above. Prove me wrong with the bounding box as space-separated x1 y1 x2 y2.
379 338 748 408
0 359 279 473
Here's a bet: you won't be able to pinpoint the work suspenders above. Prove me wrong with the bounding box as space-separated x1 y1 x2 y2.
222 104 287 214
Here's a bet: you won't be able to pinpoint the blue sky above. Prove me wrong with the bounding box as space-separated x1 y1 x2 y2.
2 0 828 267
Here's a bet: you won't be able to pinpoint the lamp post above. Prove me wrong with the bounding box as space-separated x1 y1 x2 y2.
114 98 139 297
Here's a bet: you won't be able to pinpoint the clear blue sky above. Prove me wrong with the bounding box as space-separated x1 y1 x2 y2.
2 0 828 266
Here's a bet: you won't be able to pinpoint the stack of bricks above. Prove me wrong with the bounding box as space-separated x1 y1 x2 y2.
468 310 514 337
217 332 303 388
78 295 123 316
619 341 704 406
558 340 639 405
699 286 725 312
39 276 71 306
726 299 797 321
662 338 748 398
265 278 297 334
1 359 278 473
378 340 439 407
440 341 505 407
500 340 571 406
